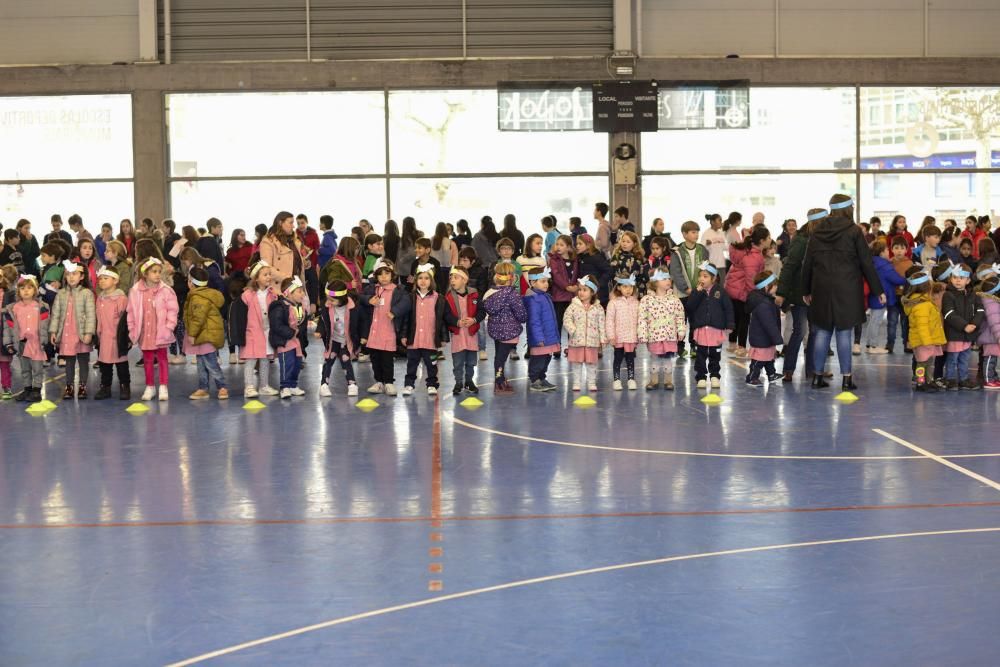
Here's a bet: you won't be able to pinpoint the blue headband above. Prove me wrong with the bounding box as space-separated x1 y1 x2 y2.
977 264 999 280
698 261 718 276
807 210 828 221
952 267 971 279
755 274 777 290
986 282 1000 295
615 275 636 286
937 264 954 281
529 267 552 281
650 269 671 283
829 198 854 210
578 277 598 293
908 273 930 286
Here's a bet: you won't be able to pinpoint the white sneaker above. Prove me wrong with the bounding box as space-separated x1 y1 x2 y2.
385 383 397 396
244 387 259 398
280 388 292 399
259 385 279 396
869 347 889 355
367 382 384 394
141 385 156 401
357 353 370 363
168 355 182 365
158 385 169 401
347 383 358 397
229 353 238 364
319 383 333 397
852 343 862 355
711 377 721 388
627 379 637 390
572 383 581 392
238 358 246 364
402 386 414 396
479 351 488 361
290 387 305 396
588 384 597 393
428 386 438 395
613 379 623 391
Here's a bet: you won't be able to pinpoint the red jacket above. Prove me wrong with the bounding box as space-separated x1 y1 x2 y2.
443 289 483 336
297 227 320 269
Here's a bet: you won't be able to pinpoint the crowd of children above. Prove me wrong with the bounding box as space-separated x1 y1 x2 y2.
2 206 1000 404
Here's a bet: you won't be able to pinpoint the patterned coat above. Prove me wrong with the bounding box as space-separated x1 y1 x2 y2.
637 292 687 344
605 295 639 346
563 297 607 348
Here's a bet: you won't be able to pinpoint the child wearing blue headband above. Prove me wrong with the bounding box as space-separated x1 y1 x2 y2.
606 273 641 390
563 274 607 393
639 269 688 390
976 274 1000 389
902 270 946 392
744 271 783 387
941 263 985 390
688 262 734 389
524 266 560 392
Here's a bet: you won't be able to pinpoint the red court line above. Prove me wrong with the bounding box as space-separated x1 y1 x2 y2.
3 500 1000 530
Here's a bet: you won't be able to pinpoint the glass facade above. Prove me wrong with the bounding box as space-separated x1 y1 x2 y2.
0 94 134 224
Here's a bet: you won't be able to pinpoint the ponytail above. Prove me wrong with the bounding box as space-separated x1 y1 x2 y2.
733 225 770 251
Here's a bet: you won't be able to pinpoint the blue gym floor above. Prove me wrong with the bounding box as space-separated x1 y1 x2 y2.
3 343 1000 666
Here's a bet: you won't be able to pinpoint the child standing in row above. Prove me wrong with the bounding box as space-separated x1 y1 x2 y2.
524 266 560 392
362 260 409 396
745 271 783 387
548 234 579 358
3 275 49 402
50 260 96 399
0 269 14 398
444 266 485 395
234 260 278 398
402 264 446 396
606 274 640 390
903 271 946 392
318 280 360 397
977 275 1000 389
127 257 179 401
688 262 735 389
563 275 606 393
482 262 526 394
638 270 686 390
184 266 228 400
269 277 307 398
94 266 131 400
941 263 984 390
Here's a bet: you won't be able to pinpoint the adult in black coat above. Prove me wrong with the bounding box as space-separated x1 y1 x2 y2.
801 195 884 389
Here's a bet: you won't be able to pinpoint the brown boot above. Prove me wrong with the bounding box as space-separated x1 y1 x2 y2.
62 384 74 400
120 383 131 401
77 384 87 400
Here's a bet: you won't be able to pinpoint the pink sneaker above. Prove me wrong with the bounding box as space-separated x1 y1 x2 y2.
984 380 1000 390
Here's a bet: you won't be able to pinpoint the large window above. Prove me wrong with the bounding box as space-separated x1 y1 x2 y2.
0 94 133 228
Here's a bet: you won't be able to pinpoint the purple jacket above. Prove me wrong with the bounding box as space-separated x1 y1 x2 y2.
482 286 527 341
548 252 579 303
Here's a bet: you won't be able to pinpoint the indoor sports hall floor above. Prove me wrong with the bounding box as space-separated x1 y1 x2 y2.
3 347 1000 666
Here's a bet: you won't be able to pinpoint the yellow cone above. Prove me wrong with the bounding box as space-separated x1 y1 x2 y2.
834 391 859 403
355 398 379 410
573 395 597 407
242 400 267 410
125 402 151 414
700 393 724 405
36 400 58 410
25 403 55 415
459 396 484 408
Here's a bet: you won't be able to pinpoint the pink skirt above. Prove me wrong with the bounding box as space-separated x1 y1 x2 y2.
531 343 561 355
748 346 775 361
615 343 637 353
983 343 1000 356
945 341 972 353
567 346 599 364
647 341 677 355
693 326 726 347
185 336 217 356
914 345 943 363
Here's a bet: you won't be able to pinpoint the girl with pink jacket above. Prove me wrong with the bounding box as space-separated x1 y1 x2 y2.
236 260 279 398
127 257 179 401
605 275 640 390
724 226 770 355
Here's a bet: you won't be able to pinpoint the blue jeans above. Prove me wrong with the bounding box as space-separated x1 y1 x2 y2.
782 304 814 376
528 352 552 381
477 328 487 351
812 327 853 375
944 348 971 381
277 349 301 389
197 352 227 391
886 303 906 350
452 349 477 385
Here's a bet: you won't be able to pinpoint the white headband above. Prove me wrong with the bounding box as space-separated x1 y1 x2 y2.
97 266 119 281
415 263 435 276
189 276 208 287
140 257 162 273
284 276 304 295
249 259 270 278
62 260 81 273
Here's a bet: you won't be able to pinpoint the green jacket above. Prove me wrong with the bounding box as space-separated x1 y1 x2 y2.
184 286 225 349
776 230 809 307
50 284 96 341
113 259 133 293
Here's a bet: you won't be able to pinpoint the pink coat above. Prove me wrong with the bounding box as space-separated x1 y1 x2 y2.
127 280 178 348
240 288 277 360
96 289 128 363
725 245 764 303
605 295 639 346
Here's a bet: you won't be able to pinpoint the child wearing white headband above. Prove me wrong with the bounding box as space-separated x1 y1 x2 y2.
184 266 229 400
270 276 307 399
127 254 179 401
3 274 50 402
50 259 96 400
94 265 131 400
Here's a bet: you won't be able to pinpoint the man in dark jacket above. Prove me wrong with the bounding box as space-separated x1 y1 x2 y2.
801 196 884 390
196 218 225 270
16 219 40 277
775 211 823 381
43 214 73 246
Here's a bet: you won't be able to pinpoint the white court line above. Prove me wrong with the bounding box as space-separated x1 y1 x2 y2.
166 526 1000 666
452 416 943 461
873 429 1000 492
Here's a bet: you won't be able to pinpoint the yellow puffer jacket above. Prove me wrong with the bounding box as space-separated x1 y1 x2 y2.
903 292 946 349
183 286 226 349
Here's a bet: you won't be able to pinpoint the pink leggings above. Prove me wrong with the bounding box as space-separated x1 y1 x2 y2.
0 360 10 389
143 348 169 386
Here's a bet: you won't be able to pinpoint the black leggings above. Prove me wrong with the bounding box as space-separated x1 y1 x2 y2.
369 349 395 384
99 361 130 386
494 341 515 380
612 347 636 380
62 352 90 386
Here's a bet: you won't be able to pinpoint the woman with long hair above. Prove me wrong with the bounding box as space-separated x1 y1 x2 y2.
453 219 472 250
430 222 458 293
258 211 304 291
472 215 500 265
383 219 401 264
117 219 136 258
500 214 525 259
225 228 253 276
